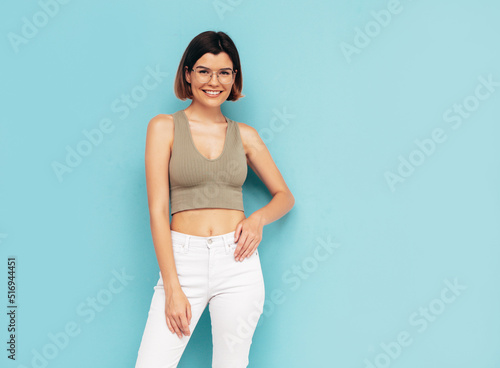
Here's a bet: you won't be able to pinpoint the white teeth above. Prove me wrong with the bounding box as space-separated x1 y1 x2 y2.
204 90 221 95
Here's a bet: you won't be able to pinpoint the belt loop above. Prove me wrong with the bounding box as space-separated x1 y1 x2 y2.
222 234 229 254
184 235 190 253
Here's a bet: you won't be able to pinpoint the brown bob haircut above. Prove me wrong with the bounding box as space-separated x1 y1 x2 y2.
174 31 244 101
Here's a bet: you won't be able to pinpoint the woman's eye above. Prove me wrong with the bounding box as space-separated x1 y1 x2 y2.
199 70 209 74
220 71 230 76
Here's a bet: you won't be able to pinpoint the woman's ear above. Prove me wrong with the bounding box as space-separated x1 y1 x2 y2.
185 66 191 84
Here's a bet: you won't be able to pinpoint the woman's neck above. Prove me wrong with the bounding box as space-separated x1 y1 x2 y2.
184 101 226 124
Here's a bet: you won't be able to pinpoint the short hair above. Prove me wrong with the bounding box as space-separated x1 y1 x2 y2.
174 31 244 101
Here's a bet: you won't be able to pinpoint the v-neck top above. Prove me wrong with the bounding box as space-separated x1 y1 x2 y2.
168 109 248 215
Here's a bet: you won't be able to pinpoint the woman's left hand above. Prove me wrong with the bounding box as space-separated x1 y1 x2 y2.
233 214 264 261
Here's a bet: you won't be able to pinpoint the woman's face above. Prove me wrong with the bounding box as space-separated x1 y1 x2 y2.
185 52 235 106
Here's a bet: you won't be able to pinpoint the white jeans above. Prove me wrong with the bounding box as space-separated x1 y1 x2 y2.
135 230 265 368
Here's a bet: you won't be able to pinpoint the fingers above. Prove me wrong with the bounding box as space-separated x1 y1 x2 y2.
179 313 191 337
234 237 259 261
167 316 182 339
239 239 258 260
187 303 192 325
166 314 183 339
234 232 247 261
166 315 173 333
168 315 190 339
166 309 191 339
234 223 242 243
235 231 248 252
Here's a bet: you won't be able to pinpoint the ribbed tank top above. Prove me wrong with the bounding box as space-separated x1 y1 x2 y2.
168 109 247 215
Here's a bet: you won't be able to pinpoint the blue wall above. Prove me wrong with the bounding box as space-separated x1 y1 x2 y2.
1 0 499 367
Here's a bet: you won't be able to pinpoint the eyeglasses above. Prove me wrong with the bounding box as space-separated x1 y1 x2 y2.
188 66 236 84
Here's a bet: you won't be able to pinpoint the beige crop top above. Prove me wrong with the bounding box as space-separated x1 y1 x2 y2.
168 109 247 215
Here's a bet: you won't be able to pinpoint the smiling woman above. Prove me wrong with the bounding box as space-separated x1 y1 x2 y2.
135 30 294 368
173 31 244 102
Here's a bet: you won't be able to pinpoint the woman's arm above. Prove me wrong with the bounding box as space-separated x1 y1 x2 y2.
144 114 180 293
233 122 295 259
242 122 295 225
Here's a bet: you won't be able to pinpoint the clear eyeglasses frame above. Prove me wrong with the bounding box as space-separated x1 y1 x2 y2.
187 66 236 85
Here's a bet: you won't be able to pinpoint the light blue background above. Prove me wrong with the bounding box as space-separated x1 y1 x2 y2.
1 0 499 367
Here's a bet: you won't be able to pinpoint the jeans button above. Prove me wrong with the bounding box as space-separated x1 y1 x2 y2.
207 238 212 244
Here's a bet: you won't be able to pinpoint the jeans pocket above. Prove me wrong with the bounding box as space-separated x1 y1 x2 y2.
171 241 187 255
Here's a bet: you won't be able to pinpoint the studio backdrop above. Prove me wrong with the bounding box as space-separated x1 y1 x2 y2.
1 0 499 367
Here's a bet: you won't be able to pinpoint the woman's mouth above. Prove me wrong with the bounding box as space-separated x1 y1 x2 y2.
202 90 222 97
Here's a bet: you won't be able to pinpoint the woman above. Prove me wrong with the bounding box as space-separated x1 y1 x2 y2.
135 30 294 368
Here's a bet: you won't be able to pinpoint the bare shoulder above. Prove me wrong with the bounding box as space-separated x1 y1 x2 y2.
147 113 175 141
235 121 260 143
235 121 265 156
148 113 174 132
145 114 175 159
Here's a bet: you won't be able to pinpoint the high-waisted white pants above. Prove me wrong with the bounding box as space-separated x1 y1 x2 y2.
135 230 265 368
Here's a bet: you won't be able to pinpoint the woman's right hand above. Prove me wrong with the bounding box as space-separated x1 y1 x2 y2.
165 286 192 338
